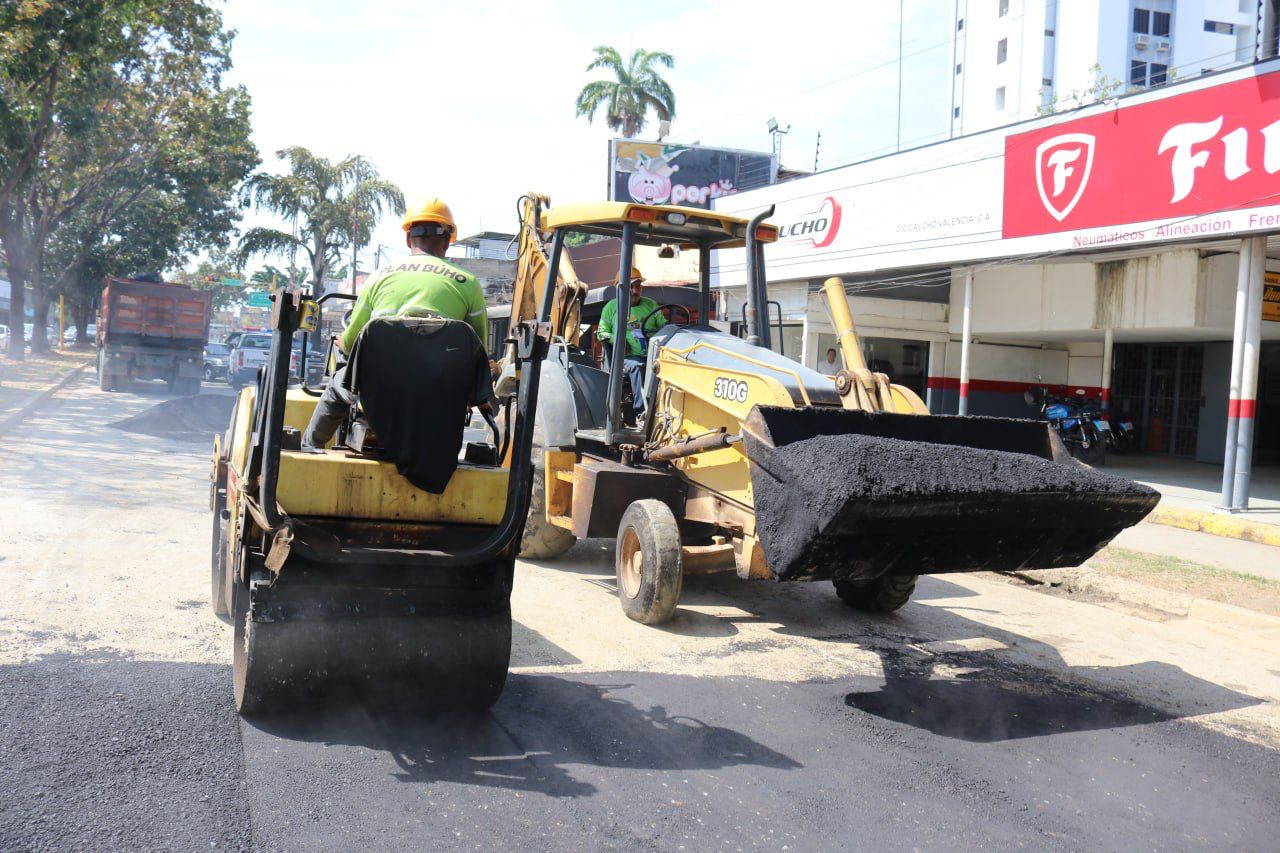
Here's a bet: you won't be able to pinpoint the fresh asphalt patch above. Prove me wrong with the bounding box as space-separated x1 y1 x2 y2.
0 654 251 851
109 394 235 443
237 666 1278 852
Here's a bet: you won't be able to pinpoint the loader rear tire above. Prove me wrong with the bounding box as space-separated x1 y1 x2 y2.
519 446 575 560
834 574 918 614
616 499 683 625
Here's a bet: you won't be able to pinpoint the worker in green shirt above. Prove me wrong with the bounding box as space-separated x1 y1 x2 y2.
597 266 664 420
302 197 490 451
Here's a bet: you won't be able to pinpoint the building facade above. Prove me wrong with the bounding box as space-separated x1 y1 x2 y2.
952 0 1278 135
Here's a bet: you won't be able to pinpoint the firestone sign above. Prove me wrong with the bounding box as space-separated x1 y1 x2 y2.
1005 71 1280 238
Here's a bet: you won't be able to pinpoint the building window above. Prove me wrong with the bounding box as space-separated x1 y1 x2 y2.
995 86 1006 110
999 0 1009 16
1134 8 1150 34
1042 77 1053 88
956 63 963 74
1131 60 1148 85
1045 28 1055 37
1204 20 1235 35
1153 11 1171 37
957 17 964 31
1150 62 1168 85
953 106 961 118
996 38 1007 63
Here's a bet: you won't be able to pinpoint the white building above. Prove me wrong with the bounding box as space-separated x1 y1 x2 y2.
951 0 1278 135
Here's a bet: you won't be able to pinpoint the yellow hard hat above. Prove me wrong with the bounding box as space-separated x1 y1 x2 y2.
402 197 457 244
616 265 644 284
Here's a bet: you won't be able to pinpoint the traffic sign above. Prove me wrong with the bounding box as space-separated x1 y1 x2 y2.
246 291 272 308
220 277 242 288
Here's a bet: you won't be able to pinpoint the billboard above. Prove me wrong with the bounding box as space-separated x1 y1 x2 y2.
1004 71 1280 238
712 60 1280 287
609 140 776 208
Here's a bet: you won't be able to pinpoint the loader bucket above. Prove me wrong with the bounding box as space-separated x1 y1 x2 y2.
741 406 1160 583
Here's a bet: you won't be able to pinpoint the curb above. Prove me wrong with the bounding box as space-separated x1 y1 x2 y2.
1187 598 1280 638
1144 504 1280 548
0 362 90 438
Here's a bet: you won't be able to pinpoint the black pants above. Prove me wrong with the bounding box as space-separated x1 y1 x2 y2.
301 365 355 450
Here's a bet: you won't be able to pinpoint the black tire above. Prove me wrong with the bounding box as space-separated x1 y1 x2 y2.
1081 432 1106 466
203 365 214 382
834 574 918 614
232 570 282 716
519 461 577 559
615 499 683 625
96 350 113 392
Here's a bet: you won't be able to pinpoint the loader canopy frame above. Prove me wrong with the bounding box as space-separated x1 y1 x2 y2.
537 202 778 444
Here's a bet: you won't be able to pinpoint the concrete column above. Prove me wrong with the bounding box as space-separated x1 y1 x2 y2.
1101 327 1114 411
958 268 974 415
1232 237 1268 509
1221 235 1265 508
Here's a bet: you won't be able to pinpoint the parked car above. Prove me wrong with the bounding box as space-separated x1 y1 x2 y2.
226 332 272 388
227 331 317 389
203 342 231 381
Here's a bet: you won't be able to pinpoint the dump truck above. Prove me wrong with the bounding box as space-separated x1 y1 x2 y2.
97 276 212 394
209 289 549 713
497 196 1159 623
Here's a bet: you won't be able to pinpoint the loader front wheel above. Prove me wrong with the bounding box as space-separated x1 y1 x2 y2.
518 447 575 560
616 500 683 625
834 574 918 614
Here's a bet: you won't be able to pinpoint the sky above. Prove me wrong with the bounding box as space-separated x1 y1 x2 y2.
220 0 955 271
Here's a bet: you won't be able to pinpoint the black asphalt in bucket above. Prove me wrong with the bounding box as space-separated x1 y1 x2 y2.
742 406 1159 583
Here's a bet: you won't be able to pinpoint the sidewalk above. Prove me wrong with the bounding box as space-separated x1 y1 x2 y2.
1105 455 1280 545
0 351 94 428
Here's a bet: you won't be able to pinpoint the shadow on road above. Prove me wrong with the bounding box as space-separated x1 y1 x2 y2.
246 672 803 798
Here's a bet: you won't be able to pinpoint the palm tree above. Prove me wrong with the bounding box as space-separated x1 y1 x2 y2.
574 47 675 138
236 147 404 291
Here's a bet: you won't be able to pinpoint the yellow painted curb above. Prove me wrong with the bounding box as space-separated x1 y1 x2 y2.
1145 505 1280 548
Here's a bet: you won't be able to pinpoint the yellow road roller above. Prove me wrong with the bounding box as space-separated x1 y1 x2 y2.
210 289 549 713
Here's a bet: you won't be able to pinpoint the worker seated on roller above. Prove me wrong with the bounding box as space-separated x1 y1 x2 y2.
302 196 491 453
595 267 664 421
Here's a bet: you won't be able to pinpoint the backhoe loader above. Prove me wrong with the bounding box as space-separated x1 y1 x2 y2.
209 288 549 713
498 195 1158 624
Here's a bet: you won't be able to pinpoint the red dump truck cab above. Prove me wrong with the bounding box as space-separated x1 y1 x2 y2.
96 277 212 395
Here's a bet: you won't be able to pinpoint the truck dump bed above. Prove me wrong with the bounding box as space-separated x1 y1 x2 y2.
100 278 211 346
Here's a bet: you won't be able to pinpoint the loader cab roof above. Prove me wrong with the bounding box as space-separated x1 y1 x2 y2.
542 202 778 250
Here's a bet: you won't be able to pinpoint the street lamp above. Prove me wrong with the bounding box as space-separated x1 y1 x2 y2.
767 117 790 161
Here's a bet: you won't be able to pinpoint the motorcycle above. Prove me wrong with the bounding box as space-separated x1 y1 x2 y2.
1025 384 1106 466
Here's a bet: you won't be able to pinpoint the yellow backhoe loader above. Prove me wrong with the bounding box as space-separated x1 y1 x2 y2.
210 289 549 713
498 195 1158 623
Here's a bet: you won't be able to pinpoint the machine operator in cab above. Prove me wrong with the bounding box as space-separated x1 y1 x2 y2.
301 197 489 451
596 266 664 421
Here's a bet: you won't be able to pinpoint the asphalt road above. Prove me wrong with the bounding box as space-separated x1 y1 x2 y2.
1 375 1277 851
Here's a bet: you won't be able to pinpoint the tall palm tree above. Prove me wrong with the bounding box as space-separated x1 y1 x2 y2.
574 47 675 138
236 147 404 291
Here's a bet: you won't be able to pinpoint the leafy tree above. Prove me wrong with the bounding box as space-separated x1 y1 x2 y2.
574 47 675 138
0 0 257 357
236 148 404 291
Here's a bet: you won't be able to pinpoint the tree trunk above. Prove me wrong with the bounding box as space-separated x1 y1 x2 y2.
1 218 29 362
74 306 90 348
30 287 53 354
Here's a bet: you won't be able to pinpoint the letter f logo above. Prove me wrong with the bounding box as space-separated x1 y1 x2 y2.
1035 133 1096 221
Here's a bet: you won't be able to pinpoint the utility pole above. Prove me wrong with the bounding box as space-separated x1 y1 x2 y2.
896 0 904 151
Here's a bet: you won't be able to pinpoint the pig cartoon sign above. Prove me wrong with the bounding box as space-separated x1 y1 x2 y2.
621 150 684 204
609 140 776 209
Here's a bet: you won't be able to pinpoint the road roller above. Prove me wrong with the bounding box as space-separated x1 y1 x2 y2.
210 289 549 713
496 197 1159 623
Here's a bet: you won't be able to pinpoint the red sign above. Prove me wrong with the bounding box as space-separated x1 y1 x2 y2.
776 195 843 248
1003 71 1280 237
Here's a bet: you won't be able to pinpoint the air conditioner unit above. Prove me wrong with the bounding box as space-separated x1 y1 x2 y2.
1135 35 1150 49
1156 40 1170 52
